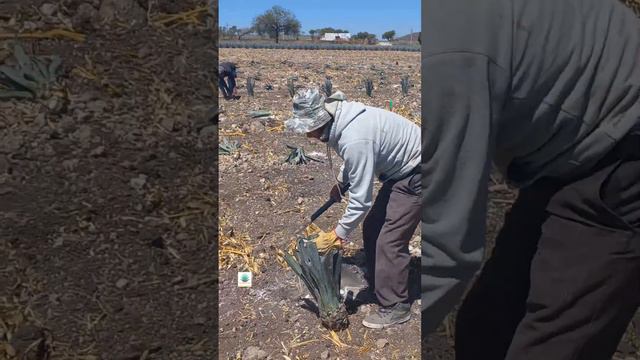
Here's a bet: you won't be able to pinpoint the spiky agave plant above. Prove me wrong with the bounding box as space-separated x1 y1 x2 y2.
322 78 332 97
284 237 349 331
364 78 374 97
401 75 410 96
219 137 239 155
246 77 255 97
284 145 322 165
0 43 62 99
287 77 296 98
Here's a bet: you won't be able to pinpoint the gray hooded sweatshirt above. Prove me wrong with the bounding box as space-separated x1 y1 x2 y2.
327 101 421 239
422 0 640 334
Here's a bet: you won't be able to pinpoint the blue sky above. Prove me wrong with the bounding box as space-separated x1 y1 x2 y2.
219 0 420 39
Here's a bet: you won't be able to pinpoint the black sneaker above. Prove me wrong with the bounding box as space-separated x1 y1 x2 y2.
361 302 411 329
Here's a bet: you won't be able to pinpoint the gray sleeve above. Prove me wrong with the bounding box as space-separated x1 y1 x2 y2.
335 140 376 239
421 52 506 335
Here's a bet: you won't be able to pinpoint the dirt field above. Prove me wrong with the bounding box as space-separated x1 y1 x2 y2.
217 48 421 359
0 0 216 358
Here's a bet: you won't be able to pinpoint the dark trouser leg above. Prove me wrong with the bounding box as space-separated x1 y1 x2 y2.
218 76 230 98
362 187 388 289
363 172 421 307
456 133 640 360
227 74 236 95
505 156 640 360
455 185 553 360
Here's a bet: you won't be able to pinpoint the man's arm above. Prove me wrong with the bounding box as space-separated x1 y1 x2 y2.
334 140 376 240
421 52 507 335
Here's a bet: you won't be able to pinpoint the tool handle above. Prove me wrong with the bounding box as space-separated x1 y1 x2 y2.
309 183 351 222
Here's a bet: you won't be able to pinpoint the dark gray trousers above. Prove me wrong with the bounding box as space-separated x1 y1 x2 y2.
363 168 421 307
456 130 640 360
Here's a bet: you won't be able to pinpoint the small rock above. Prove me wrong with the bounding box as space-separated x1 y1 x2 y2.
47 95 64 113
160 117 175 132
73 3 98 30
242 346 267 360
39 3 57 17
249 122 265 133
115 278 128 289
35 113 47 127
2 134 23 152
86 100 107 113
297 197 304 205
72 125 92 143
98 0 147 28
129 174 147 191
53 236 64 248
199 125 217 138
137 46 151 59
22 21 39 31
375 338 389 349
43 144 56 156
119 160 136 170
90 146 106 157
321 350 330 359
62 159 79 171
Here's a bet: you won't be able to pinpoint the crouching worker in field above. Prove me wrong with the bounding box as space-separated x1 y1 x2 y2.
218 61 238 100
285 88 422 329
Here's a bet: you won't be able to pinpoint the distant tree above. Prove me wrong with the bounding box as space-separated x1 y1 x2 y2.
309 29 317 40
237 27 254 40
317 27 349 36
252 6 301 43
352 31 377 44
382 30 396 41
228 25 239 38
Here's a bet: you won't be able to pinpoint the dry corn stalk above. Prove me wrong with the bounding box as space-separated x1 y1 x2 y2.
218 219 261 273
0 29 86 42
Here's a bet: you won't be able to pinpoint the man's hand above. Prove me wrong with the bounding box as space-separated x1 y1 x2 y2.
315 230 343 252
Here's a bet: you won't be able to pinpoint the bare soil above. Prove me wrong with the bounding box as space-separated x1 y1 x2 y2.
0 1 217 358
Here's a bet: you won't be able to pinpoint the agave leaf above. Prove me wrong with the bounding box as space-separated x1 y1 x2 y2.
218 137 240 155
285 145 322 165
47 56 62 82
13 44 32 72
287 238 342 314
0 66 37 91
0 90 33 99
32 57 50 83
249 110 271 118
0 45 62 100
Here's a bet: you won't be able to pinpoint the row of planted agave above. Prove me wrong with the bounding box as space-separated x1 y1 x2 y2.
245 76 412 98
220 41 420 52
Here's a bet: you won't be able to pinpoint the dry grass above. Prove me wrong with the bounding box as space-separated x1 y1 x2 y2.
218 217 263 274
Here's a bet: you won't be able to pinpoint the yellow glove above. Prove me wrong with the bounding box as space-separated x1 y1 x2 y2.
315 230 342 253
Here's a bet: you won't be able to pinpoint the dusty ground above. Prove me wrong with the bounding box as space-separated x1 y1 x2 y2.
0 0 216 358
218 48 421 359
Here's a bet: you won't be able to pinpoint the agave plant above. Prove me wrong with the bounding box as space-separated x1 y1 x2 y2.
401 75 410 96
219 137 240 155
283 237 349 331
322 78 332 97
249 110 271 118
247 77 255 97
0 43 62 99
364 78 374 97
287 77 296 98
285 145 322 165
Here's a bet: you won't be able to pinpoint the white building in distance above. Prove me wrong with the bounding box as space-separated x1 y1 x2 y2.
320 33 351 41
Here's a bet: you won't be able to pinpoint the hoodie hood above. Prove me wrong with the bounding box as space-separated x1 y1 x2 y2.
327 100 367 148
